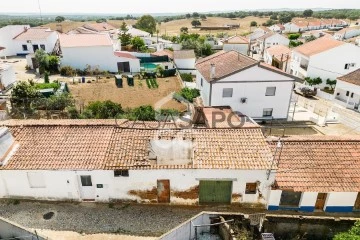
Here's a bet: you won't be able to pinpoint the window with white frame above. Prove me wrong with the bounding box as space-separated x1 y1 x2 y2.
263 108 273 117
27 172 46 188
345 63 356 70
265 87 276 96
222 88 233 98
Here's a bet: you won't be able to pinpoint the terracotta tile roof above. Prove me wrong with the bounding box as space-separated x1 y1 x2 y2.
293 37 345 57
259 26 271 32
195 51 257 81
337 68 360 86
173 50 195 59
151 49 174 59
1 120 273 170
114 51 138 59
59 33 113 47
257 32 276 41
83 23 116 32
13 27 55 41
336 26 360 34
268 136 360 192
265 45 291 62
224 35 249 44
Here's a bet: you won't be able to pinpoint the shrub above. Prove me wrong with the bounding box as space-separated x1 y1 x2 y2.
132 105 156 120
180 73 193 82
288 33 301 40
44 71 50 83
60 66 75 76
84 100 123 119
177 87 200 103
35 82 60 91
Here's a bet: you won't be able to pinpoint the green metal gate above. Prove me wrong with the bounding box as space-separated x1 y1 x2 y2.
199 180 232 204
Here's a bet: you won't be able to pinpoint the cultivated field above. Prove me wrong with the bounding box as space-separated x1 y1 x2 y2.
44 16 269 36
67 76 187 111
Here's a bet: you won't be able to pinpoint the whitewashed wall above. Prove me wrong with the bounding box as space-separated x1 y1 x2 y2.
223 44 249 55
196 71 211 105
324 192 358 212
209 65 294 119
0 169 274 205
0 25 30 57
0 64 16 89
13 31 58 55
175 58 196 72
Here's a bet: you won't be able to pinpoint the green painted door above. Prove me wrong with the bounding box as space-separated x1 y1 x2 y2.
199 180 232 204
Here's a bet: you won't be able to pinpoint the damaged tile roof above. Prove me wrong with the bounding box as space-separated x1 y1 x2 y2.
337 68 360 86
265 45 291 62
268 136 360 192
0 120 273 171
59 33 113 47
223 35 249 44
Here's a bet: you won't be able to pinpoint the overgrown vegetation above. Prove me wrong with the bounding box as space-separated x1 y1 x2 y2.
180 73 193 82
34 49 59 74
174 87 200 103
305 77 323 86
333 221 360 240
135 15 156 34
60 65 110 77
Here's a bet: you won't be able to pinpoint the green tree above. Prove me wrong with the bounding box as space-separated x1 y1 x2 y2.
191 20 201 27
192 12 200 18
177 87 200 103
305 35 317 42
279 13 293 23
250 21 257 27
55 16 65 23
288 33 301 40
185 13 191 18
11 81 42 114
135 15 156 34
85 100 123 119
180 27 188 34
119 22 132 46
333 221 360 240
44 71 50 84
289 40 303 48
303 9 314 18
131 36 146 51
48 55 59 73
35 49 49 74
326 79 337 90
263 19 276 26
200 15 207 20
132 105 156 120
270 14 278 20
305 77 322 86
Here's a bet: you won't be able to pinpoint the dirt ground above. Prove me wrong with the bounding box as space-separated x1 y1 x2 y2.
44 16 269 36
36 230 156 240
67 76 187 111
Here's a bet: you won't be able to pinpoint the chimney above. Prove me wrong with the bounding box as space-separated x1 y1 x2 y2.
210 63 216 79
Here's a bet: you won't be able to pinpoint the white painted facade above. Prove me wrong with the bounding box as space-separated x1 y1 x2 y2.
196 65 294 119
284 23 301 33
290 43 360 88
269 25 284 33
13 31 58 55
268 190 359 212
0 64 16 91
0 25 30 57
60 45 140 73
333 79 360 111
0 169 275 205
174 58 196 74
334 28 360 41
257 34 290 53
223 43 249 55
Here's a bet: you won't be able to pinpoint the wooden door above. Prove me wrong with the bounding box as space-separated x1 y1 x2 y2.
354 192 360 210
199 180 232 204
315 193 327 210
157 179 170 203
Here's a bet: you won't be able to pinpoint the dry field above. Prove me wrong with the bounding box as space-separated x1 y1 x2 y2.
67 76 187 111
44 16 269 36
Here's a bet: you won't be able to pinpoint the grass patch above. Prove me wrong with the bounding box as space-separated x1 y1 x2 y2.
35 82 60 91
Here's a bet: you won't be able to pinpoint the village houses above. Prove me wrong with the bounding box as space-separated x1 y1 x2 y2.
173 50 196 74
255 32 290 55
264 45 291 72
290 37 360 88
195 50 298 120
333 68 360 111
222 35 249 55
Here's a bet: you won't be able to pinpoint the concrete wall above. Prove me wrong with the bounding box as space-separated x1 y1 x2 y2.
268 190 359 212
207 65 294 119
0 64 16 89
0 216 47 240
223 44 249 55
325 192 358 212
175 58 196 74
0 25 30 57
0 169 274 205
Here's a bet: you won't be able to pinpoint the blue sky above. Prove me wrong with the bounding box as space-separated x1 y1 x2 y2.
2 0 360 14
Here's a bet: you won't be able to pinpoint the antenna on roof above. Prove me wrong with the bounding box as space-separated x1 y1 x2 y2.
37 0 43 24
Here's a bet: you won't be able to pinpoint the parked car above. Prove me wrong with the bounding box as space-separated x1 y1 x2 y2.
294 87 317 98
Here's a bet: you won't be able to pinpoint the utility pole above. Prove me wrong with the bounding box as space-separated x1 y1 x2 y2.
37 0 43 24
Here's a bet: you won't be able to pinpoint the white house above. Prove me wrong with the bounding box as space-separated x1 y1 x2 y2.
333 26 360 41
0 119 275 206
222 35 249 55
256 33 290 54
284 19 347 33
268 24 285 33
0 63 16 91
248 26 271 41
267 136 360 213
0 25 30 57
127 27 151 38
195 50 297 120
59 34 140 73
174 50 196 74
290 37 360 88
333 68 360 111
264 45 291 72
12 27 59 55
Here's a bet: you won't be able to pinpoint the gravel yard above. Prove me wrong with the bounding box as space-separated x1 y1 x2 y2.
0 201 204 237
